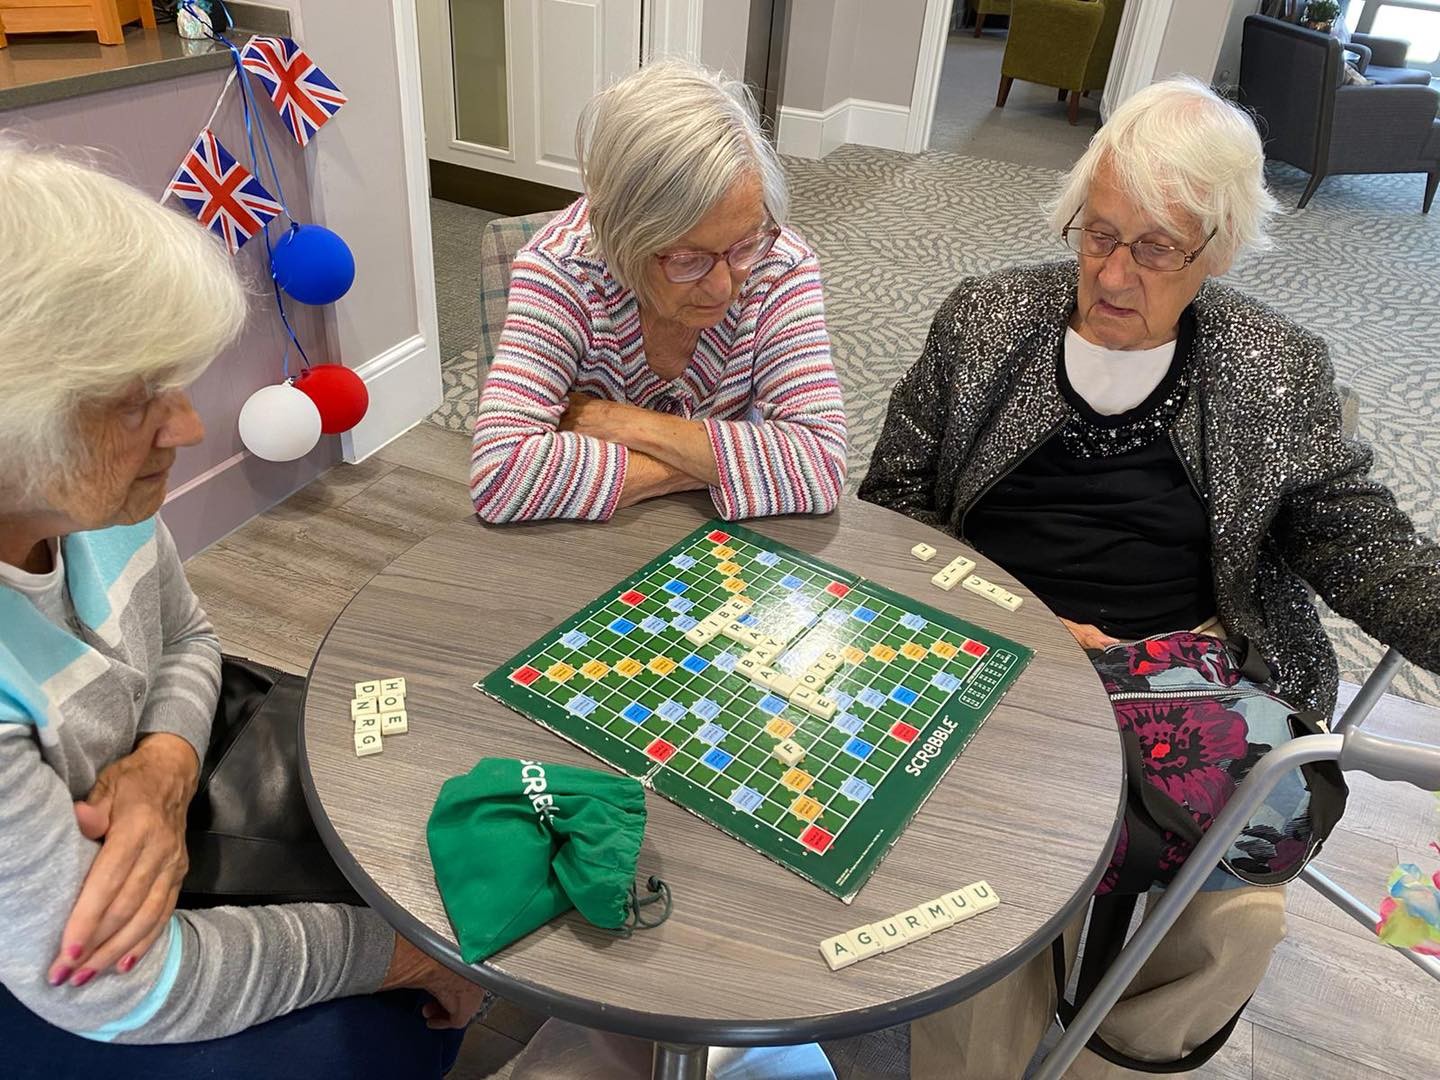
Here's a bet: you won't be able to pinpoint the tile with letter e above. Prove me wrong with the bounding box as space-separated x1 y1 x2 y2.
380 711 408 735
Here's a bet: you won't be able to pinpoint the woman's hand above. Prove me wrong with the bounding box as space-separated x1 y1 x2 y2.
48 733 198 987
380 935 490 1029
557 392 644 441
1060 618 1122 651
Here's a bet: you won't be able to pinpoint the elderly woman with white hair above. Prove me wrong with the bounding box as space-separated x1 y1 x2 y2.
0 145 487 1075
470 61 847 523
861 77 1440 1077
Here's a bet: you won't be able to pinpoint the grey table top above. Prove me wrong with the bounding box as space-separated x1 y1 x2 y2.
300 494 1124 1045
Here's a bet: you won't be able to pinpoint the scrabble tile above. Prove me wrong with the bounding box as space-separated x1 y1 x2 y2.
789 685 819 710
799 669 829 692
684 625 715 647
380 710 408 736
872 917 910 953
720 620 750 642
753 665 782 689
375 693 405 714
354 731 382 757
737 656 765 681
724 596 753 613
351 697 379 718
700 613 730 632
848 925 884 962
931 568 962 591
898 907 934 941
910 542 937 562
380 677 407 696
354 715 381 734
820 649 844 668
962 575 989 596
942 556 976 579
354 680 381 698
963 575 1022 611
962 880 1000 915
759 635 786 650
769 672 799 698
806 694 838 721
820 933 861 971
772 737 806 767
918 895 959 929
748 643 781 666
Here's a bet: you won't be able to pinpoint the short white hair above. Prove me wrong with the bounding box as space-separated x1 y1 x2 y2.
1049 77 1278 270
577 60 788 307
0 140 247 497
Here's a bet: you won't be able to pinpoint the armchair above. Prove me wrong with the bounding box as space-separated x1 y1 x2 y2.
996 0 1126 125
1347 31 1433 86
1240 15 1439 211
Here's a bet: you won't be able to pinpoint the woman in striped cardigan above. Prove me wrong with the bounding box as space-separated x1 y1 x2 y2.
470 61 848 524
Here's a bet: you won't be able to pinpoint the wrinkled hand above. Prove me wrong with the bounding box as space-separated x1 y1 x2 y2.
49 734 198 988
557 392 648 442
1060 618 1122 651
381 935 490 1030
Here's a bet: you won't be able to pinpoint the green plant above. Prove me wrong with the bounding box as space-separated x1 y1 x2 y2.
1305 0 1342 24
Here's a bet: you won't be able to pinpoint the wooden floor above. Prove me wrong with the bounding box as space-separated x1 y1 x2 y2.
185 424 1440 1079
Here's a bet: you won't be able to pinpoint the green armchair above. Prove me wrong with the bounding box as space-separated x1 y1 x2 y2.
996 0 1127 125
967 0 1011 37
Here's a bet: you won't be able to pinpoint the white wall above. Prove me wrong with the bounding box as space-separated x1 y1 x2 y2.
701 0 750 78
1154 0 1238 82
1215 1 1263 88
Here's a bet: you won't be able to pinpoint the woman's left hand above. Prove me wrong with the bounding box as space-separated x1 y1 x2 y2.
49 734 198 986
558 392 644 441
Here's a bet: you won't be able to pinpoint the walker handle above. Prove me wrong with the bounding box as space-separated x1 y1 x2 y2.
1340 728 1440 789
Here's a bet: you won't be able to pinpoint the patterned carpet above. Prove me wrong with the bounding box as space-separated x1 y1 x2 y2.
430 146 1440 704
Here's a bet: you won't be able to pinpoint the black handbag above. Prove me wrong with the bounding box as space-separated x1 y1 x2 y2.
180 656 362 908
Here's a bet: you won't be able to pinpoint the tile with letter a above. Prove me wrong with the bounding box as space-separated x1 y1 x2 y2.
820 933 861 971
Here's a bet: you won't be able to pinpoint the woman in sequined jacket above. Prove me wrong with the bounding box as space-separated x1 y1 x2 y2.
861 79 1440 1079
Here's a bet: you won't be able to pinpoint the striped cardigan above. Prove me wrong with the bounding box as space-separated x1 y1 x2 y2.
470 198 848 522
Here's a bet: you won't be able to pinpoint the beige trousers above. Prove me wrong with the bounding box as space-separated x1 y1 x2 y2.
911 885 1287 1079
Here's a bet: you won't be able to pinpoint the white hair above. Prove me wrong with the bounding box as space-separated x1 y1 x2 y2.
577 59 789 308
1049 77 1278 270
0 140 248 497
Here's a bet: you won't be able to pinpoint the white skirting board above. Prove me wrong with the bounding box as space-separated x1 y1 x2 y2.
340 332 442 462
777 98 913 160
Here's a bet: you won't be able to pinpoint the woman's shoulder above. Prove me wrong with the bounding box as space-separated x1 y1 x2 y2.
515 198 603 280
931 261 1078 333
1194 282 1328 357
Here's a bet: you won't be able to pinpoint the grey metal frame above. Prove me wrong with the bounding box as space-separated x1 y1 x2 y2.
1033 648 1440 1079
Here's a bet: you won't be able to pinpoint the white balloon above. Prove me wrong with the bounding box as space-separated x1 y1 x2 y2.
238 383 323 462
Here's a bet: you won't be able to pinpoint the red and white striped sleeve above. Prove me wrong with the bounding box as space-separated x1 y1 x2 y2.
469 249 629 523
704 253 848 520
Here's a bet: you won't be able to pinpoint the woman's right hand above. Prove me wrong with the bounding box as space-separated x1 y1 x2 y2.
379 935 489 1029
1060 618 1122 651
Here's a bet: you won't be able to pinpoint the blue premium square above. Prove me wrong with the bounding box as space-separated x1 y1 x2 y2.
640 615 668 634
758 694 788 715
566 694 599 718
696 722 726 745
823 607 848 626
901 612 928 632
858 688 887 709
832 712 864 735
621 702 652 725
737 612 759 626
667 596 694 613
843 737 875 760
851 606 879 623
890 686 920 707
840 776 875 803
680 653 709 675
755 551 780 566
832 691 854 709
780 574 805 590
932 672 962 692
713 651 738 673
701 747 734 772
663 579 689 596
609 617 637 635
670 554 697 570
729 786 764 813
657 700 687 723
561 630 590 649
671 614 699 632
691 697 721 721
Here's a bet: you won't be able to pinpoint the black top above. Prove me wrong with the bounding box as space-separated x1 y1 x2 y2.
966 313 1215 638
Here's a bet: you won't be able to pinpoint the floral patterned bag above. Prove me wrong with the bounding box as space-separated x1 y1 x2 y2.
1091 632 1348 896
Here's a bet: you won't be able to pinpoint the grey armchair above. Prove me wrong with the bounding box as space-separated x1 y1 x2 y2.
1346 31 1433 86
1239 15 1439 212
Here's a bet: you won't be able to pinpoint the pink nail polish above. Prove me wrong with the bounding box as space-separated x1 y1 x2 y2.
48 966 73 987
70 968 95 988
118 955 136 974
66 944 83 960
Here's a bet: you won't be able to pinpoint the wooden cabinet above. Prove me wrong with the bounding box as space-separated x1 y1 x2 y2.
0 1 156 47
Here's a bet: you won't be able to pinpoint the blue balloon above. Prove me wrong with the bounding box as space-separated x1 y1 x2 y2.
270 223 355 305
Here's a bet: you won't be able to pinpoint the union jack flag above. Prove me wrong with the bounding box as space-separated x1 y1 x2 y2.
165 129 283 255
241 35 348 147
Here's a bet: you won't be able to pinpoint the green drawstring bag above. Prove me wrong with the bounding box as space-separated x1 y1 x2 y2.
427 758 670 962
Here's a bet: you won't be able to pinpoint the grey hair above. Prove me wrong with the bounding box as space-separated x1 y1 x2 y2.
1048 76 1278 270
0 139 248 498
577 59 788 308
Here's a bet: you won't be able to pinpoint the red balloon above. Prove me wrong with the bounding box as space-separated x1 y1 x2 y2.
292 365 369 435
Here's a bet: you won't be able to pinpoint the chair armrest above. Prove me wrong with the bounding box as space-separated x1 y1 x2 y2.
1328 85 1440 168
1351 33 1410 69
1345 41 1372 74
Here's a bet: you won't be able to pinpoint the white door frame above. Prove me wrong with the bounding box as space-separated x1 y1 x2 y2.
904 0 1178 152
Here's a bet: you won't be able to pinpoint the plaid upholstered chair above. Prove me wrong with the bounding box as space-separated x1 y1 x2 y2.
474 210 560 387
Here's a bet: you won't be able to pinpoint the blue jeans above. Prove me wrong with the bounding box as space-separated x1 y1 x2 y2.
0 981 466 1080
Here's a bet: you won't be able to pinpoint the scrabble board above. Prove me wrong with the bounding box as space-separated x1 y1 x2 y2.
478 521 1032 901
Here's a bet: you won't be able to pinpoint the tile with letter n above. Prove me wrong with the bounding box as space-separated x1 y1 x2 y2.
476 518 1032 901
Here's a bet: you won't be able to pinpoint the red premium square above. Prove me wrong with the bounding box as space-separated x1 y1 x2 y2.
645 738 677 764
510 665 542 687
619 590 646 606
799 825 834 854
962 639 989 658
889 720 921 744
707 530 731 543
825 581 850 598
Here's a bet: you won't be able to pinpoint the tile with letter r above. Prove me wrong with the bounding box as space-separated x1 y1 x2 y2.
840 776 875 802
730 785 764 813
560 630 590 649
691 697 721 721
890 685 920 707
640 615 668 634
662 578 689 596
621 702 652 725
609 617 637 635
670 553 696 570
701 747 734 772
758 694 788 716
696 722 726 745
843 737 875 761
657 699 687 723
680 653 709 675
566 694 599 718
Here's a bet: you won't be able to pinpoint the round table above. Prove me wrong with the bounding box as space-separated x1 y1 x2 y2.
300 494 1123 1077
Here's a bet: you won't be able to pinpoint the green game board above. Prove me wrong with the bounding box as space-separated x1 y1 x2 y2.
478 521 1032 901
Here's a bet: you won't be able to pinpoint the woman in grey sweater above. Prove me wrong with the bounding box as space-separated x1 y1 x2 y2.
0 145 484 1074
860 79 1440 1077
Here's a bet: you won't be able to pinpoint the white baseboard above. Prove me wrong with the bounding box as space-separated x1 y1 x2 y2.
777 98 913 160
340 332 442 462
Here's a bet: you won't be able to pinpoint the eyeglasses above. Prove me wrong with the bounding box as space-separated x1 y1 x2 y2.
653 224 782 284
1062 209 1216 273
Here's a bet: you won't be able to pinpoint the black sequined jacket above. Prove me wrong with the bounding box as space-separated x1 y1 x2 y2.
858 262 1440 715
